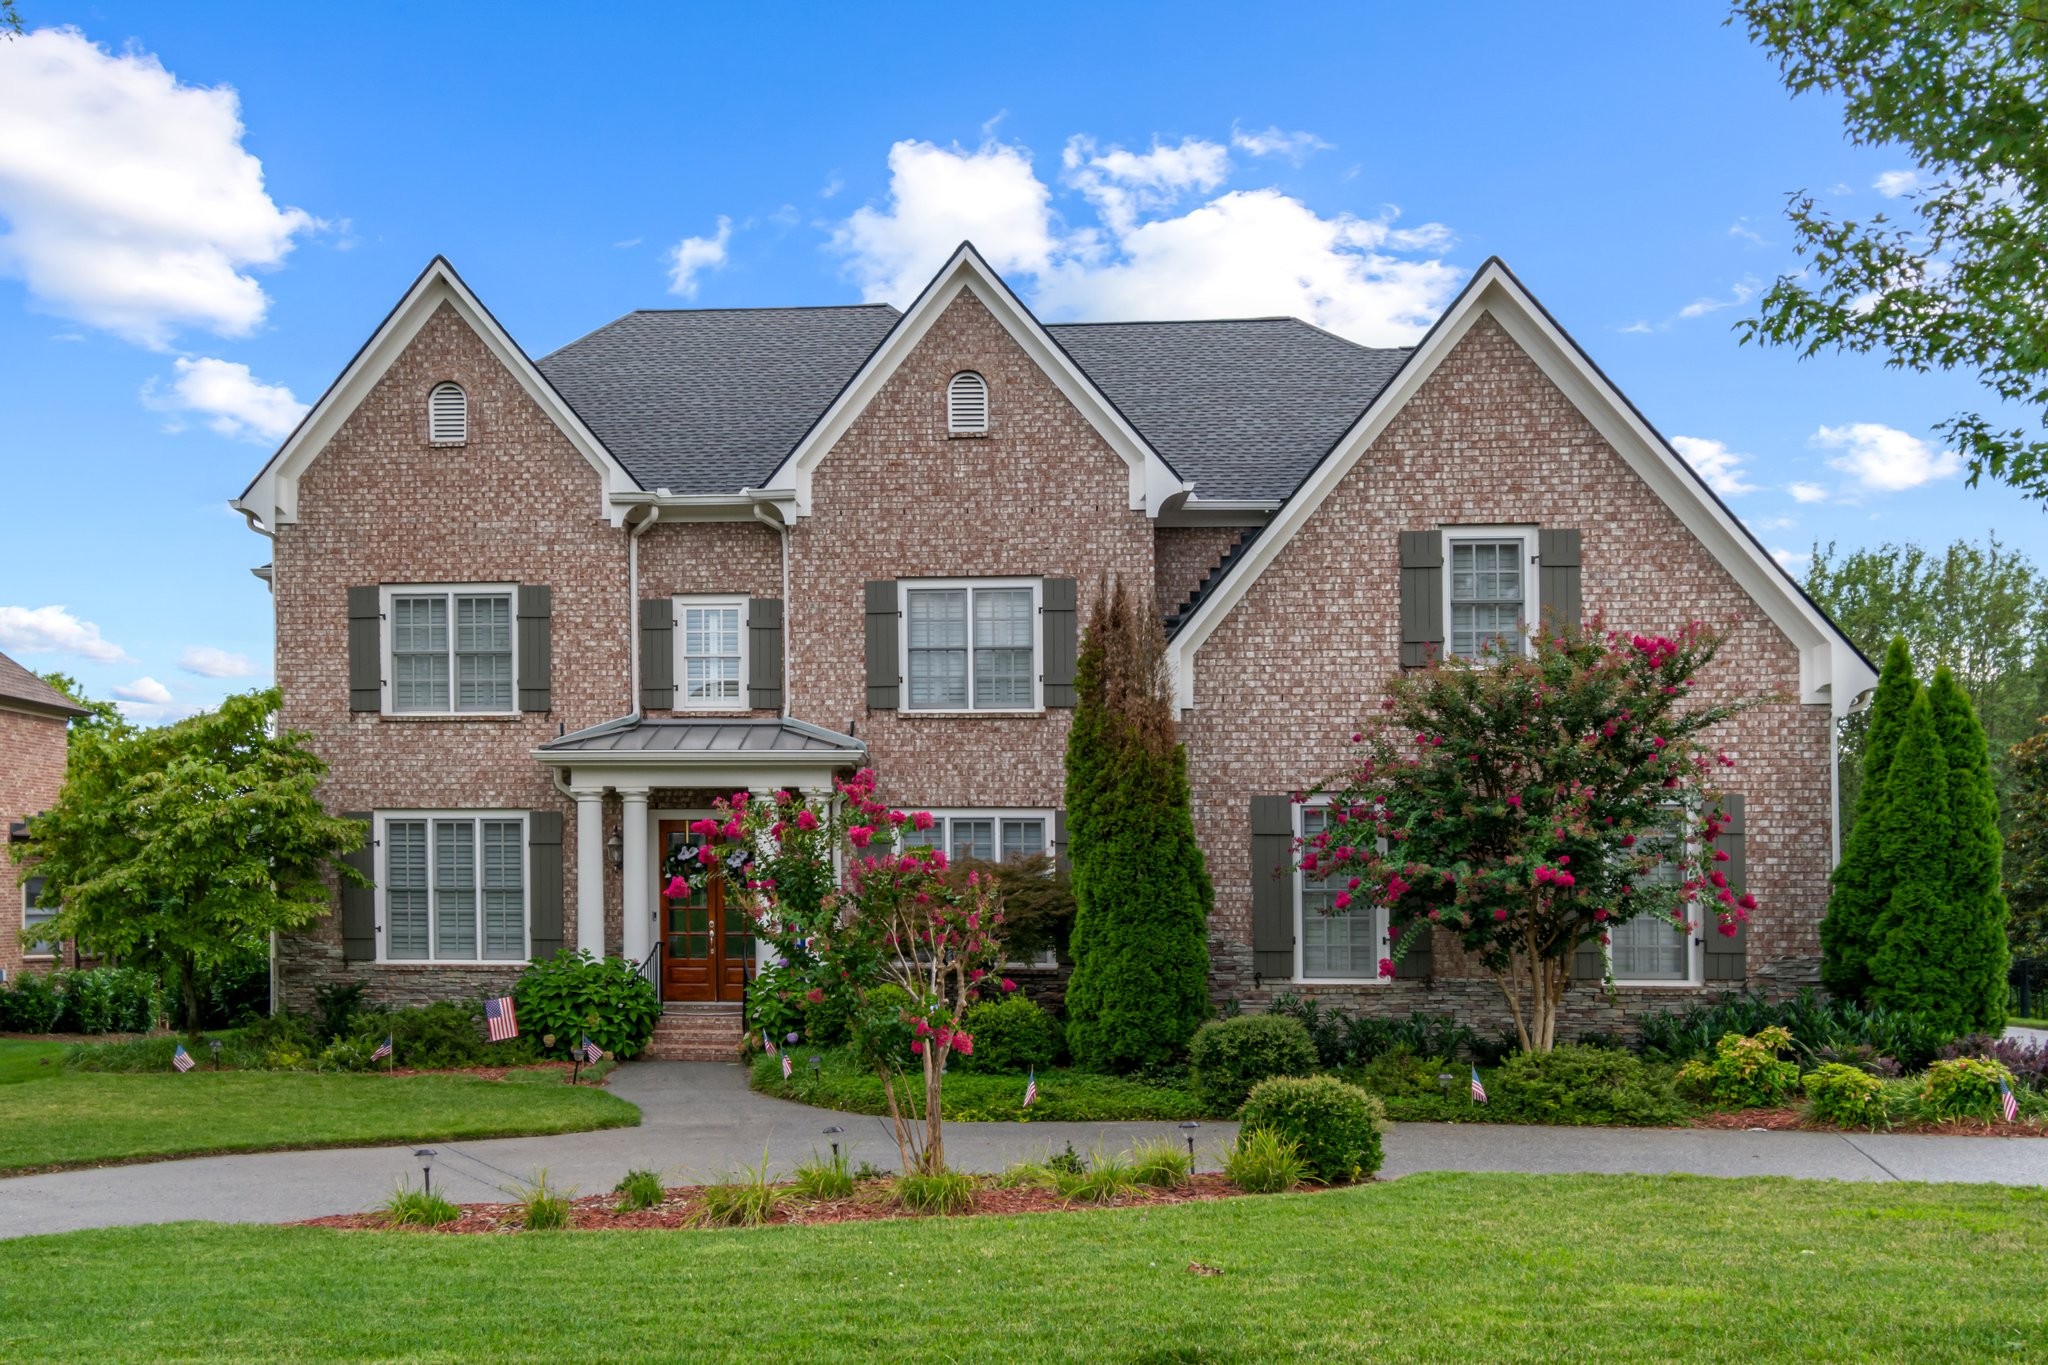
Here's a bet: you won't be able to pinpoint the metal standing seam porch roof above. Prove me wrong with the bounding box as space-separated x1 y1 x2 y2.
534 716 868 790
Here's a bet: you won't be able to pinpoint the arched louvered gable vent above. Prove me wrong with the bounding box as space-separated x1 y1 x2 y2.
428 381 469 444
947 371 989 434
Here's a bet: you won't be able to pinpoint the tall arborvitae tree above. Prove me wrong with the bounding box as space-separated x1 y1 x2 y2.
1061 576 1213 1072
2006 717 2048 957
1925 667 2011 1031
1821 637 1917 999
1864 692 1968 1031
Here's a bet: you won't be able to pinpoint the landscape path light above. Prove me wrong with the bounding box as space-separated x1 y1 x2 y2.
823 1125 844 1163
416 1148 436 1197
208 1039 222 1072
1178 1121 1199 1160
1437 1072 1454 1099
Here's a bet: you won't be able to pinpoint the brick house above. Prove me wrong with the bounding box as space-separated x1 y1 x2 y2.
1 650 86 982
232 246 1872 1047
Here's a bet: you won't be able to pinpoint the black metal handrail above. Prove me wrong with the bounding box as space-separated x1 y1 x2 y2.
635 937 662 988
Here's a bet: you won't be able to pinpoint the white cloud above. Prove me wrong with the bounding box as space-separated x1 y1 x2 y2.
1671 435 1758 496
1751 515 1797 532
1814 422 1962 491
112 675 172 705
179 644 256 678
831 135 1461 346
1229 125 1333 162
1874 169 1921 198
143 356 306 442
664 216 732 298
1677 277 1759 319
1787 481 1829 503
1727 218 1766 245
1618 320 1654 335
0 28 318 347
0 604 127 662
1771 546 1812 570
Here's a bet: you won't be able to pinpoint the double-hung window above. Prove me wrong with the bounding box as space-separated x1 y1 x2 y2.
385 585 515 714
1445 529 1532 659
1298 804 1385 981
902 579 1039 712
379 813 528 962
1607 810 1696 984
675 596 746 709
22 876 55 958
900 810 1050 865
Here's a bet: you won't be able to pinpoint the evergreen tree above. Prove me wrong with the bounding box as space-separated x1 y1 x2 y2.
2006 716 2048 957
1865 692 1969 1030
1925 667 2011 1031
1061 577 1213 1072
1821 637 1917 998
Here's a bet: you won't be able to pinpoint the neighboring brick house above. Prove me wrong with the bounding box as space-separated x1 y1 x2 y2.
233 247 1872 1044
0 650 86 982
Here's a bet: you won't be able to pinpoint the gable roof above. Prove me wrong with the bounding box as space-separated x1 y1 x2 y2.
1164 257 1877 714
0 650 87 719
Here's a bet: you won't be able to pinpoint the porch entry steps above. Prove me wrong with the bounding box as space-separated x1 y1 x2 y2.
644 1001 747 1062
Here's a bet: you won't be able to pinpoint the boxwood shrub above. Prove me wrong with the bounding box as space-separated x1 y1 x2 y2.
1803 1062 1889 1129
1492 1044 1689 1126
1188 1013 1317 1115
1237 1074 1387 1182
953 995 1059 1074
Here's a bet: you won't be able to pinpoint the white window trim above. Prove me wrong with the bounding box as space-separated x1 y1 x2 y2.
1605 814 1705 987
377 583 519 718
1441 525 1538 660
671 594 750 712
898 578 1043 715
1294 799 1389 986
373 810 531 965
22 875 56 960
900 807 1058 967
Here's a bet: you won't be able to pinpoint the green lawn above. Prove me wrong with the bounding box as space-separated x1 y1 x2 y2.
752 1045 1204 1120
0 1174 2041 1361
0 1039 638 1174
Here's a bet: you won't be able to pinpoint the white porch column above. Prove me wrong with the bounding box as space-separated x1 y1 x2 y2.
571 786 608 959
619 787 653 965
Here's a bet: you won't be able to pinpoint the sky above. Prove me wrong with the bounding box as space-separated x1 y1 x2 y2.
1 2 2041 722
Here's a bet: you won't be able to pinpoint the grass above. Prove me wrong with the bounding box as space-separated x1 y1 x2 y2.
2010 1017 2048 1031
0 1038 639 1173
380 1183 460 1228
752 1045 1204 1121
517 1171 573 1231
614 1169 667 1212
697 1151 780 1228
893 1168 977 1214
2 1174 2043 1359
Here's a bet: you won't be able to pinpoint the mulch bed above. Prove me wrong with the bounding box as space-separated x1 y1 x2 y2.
298 1172 1330 1234
1692 1107 2046 1138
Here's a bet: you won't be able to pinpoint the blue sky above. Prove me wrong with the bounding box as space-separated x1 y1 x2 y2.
1 2 2039 720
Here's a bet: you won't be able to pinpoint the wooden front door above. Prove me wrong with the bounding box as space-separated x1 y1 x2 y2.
659 821 754 1002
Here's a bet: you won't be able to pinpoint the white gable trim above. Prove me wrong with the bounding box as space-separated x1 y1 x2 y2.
1167 258 1876 714
234 257 642 532
759 242 1190 518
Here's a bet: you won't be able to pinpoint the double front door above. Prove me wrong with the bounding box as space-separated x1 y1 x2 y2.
658 820 754 1002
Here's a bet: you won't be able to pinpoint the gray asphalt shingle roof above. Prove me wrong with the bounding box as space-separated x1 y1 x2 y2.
536 305 1411 502
0 649 87 718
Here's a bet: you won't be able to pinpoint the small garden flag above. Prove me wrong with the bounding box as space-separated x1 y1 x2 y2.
2002 1077 2020 1123
762 1030 776 1055
1023 1069 1037 1109
1470 1067 1488 1105
580 1036 602 1065
781 1052 793 1080
171 1043 195 1073
371 1036 393 1062
485 996 518 1041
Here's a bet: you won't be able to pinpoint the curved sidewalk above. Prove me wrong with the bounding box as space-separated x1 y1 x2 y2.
3 1060 2046 1241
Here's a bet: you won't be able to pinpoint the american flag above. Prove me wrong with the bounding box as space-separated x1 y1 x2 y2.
580 1036 602 1065
781 1052 793 1080
2002 1077 2020 1123
484 996 518 1042
1470 1067 1488 1105
1023 1069 1037 1108
171 1043 195 1073
762 1030 776 1056
371 1036 393 1062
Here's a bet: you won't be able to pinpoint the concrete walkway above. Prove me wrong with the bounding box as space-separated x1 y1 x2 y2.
4 1060 2047 1241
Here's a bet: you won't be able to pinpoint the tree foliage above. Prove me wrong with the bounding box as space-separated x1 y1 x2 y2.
1923 666 2011 1029
1733 1 2048 497
2004 714 2048 955
1061 576 1213 1073
37 671 131 747
11 689 364 1030
1821 636 1916 997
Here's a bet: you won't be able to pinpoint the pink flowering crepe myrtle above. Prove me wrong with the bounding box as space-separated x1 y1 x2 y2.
1297 616 1767 1052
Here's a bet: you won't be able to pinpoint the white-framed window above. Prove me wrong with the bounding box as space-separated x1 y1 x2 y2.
381 584 517 716
673 595 747 710
947 371 989 434
1607 809 1701 985
429 382 468 444
1443 526 1535 659
377 811 529 963
1297 802 1387 984
902 808 1057 966
901 578 1041 712
22 875 55 959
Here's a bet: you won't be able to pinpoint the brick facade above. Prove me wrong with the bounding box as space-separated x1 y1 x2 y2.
0 705 73 980
1154 526 1245 621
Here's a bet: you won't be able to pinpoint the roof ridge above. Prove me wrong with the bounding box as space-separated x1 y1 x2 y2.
625 303 903 316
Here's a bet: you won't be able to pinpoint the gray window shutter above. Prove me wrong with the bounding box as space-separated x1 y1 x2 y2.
1538 529 1583 637
1399 532 1443 668
517 584 552 713
528 810 564 961
1052 808 1070 875
747 597 784 711
639 598 674 712
865 580 899 710
1041 577 1079 708
1393 919 1433 979
1571 936 1606 983
1250 795 1296 982
347 587 381 712
340 812 375 961
1704 794 1748 983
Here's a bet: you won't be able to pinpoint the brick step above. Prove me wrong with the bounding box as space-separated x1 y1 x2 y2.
644 1003 747 1062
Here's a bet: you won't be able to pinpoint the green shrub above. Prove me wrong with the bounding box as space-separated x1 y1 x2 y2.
1188 1014 1317 1114
892 1169 977 1215
698 1153 779 1227
1128 1136 1193 1188
345 1001 539 1070
1919 1056 2017 1122
55 967 162 1034
755 1046 1201 1122
1221 1126 1308 1194
799 981 857 1047
953 995 1058 1074
850 984 916 1068
516 1171 572 1230
613 1170 666 1212
382 1183 461 1227
1052 1149 1139 1205
1803 1063 1890 1130
1635 987 1952 1069
1351 1046 1459 1099
1237 1075 1386 1183
513 951 660 1060
1 971 64 1033
791 1151 854 1201
1494 1045 1689 1126
1674 1028 1802 1110
313 981 370 1044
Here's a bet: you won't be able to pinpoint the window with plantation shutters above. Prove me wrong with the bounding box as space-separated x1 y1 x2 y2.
383 585 517 715
377 812 528 964
947 371 989 434
428 382 468 444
